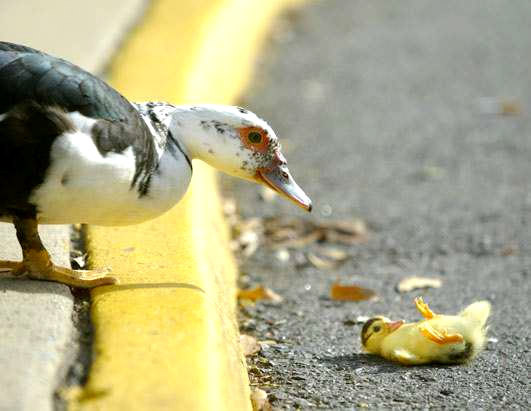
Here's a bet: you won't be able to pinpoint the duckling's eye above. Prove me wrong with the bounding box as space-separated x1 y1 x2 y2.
373 326 381 333
248 131 262 144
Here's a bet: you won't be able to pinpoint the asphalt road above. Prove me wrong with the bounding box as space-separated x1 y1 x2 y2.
222 0 531 408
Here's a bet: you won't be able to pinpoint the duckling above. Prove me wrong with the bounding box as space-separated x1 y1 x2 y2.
361 297 491 365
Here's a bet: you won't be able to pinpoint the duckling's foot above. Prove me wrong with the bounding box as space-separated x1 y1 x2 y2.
419 323 464 345
415 296 436 319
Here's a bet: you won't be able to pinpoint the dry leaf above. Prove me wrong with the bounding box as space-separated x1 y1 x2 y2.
271 230 323 249
308 252 334 269
251 388 272 411
320 247 348 260
396 276 442 293
321 219 368 237
240 334 261 356
264 216 368 249
330 282 376 301
308 247 350 269
238 286 283 303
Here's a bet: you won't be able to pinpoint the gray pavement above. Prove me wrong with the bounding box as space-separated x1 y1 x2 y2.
223 0 531 408
0 226 72 411
0 1 145 409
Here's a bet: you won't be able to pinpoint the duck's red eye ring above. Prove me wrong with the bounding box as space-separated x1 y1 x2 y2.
239 127 269 153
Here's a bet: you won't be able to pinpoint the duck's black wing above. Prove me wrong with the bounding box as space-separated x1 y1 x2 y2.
0 41 156 195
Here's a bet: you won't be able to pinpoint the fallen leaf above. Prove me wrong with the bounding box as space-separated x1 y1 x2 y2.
264 217 368 248
307 252 333 269
320 219 368 238
330 282 376 301
320 247 349 260
271 230 323 249
308 247 350 269
396 276 442 293
251 388 272 411
240 334 261 356
238 286 283 303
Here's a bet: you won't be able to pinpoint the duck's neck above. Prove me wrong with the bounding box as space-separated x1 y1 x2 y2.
166 105 229 162
166 105 246 177
137 102 245 177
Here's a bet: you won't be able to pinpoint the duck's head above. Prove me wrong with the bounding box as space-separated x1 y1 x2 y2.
171 105 312 211
361 316 404 354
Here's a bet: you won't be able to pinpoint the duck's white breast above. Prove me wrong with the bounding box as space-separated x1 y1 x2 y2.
30 114 192 225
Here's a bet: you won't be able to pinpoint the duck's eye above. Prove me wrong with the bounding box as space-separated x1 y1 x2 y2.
373 325 381 332
239 127 269 153
248 131 262 144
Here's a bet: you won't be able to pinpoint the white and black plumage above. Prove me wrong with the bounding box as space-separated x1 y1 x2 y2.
0 42 311 287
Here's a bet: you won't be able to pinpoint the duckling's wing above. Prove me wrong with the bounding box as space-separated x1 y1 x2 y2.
390 348 425 365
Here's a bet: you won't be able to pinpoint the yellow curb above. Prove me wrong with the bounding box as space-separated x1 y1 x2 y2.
68 0 304 410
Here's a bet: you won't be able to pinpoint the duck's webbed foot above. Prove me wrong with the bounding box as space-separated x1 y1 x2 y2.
0 216 118 288
23 249 116 287
418 323 464 345
414 296 436 319
0 260 26 276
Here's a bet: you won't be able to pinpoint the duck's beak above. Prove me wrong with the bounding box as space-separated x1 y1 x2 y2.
257 153 312 212
386 320 404 332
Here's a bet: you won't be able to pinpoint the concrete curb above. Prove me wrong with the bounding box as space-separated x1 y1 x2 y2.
68 0 304 409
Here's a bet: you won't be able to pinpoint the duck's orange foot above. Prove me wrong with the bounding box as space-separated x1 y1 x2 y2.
414 296 437 319
31 263 118 288
419 323 464 345
0 260 28 276
0 252 117 288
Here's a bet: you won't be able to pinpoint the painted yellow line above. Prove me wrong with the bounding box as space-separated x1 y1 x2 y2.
68 0 304 410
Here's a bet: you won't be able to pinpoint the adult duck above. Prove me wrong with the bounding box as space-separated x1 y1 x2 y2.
0 42 311 288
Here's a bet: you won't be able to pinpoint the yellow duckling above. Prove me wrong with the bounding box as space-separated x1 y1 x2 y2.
361 297 491 365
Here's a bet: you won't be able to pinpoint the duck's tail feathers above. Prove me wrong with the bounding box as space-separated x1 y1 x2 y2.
459 300 491 327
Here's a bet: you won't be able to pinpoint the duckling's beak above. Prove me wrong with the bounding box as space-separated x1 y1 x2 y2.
386 320 404 332
257 152 312 212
